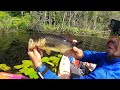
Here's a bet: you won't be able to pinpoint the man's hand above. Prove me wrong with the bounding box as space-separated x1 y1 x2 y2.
71 46 84 59
28 47 43 68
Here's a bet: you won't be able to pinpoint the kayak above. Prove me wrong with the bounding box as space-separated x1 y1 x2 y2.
0 72 29 79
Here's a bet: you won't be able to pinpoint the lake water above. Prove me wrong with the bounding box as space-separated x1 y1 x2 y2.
0 32 108 67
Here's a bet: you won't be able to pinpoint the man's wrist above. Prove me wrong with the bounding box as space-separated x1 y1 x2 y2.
34 63 51 79
34 63 46 79
35 62 44 72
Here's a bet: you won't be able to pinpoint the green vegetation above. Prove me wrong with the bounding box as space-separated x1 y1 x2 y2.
0 11 31 33
1 11 120 38
28 11 119 38
0 54 62 79
13 54 62 79
0 64 11 71
14 60 39 79
41 54 62 74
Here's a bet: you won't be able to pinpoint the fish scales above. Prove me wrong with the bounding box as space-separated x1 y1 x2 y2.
28 34 73 55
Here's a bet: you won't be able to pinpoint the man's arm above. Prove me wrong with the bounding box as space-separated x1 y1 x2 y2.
71 47 107 64
79 50 107 64
28 47 60 79
35 63 60 79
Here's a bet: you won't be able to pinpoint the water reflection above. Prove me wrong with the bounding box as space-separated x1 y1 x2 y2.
74 35 108 52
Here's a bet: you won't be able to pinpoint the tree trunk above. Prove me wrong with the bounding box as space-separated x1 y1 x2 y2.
93 12 98 30
62 11 67 29
43 11 47 29
68 11 72 29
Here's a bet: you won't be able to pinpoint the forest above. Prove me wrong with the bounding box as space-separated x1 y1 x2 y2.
1 11 120 37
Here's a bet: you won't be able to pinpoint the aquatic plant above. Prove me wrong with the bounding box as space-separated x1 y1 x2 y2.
14 60 39 79
0 64 11 71
12 54 62 79
41 54 62 74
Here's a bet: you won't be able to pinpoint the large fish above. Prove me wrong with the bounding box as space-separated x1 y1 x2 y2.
28 34 74 55
61 33 83 46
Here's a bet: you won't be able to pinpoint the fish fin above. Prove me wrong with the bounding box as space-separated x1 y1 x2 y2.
62 33 74 41
45 50 51 55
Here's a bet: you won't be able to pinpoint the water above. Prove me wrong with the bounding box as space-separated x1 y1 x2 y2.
0 32 30 67
0 32 108 67
74 35 108 52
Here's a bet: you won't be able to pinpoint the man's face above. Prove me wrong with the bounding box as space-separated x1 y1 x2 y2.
106 36 120 59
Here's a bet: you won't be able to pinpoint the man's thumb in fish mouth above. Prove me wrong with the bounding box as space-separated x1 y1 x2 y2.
73 46 79 52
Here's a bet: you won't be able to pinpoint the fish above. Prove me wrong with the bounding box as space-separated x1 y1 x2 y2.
61 33 83 46
28 34 74 55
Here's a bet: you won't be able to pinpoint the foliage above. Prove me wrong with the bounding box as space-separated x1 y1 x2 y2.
28 11 120 38
56 54 63 58
14 60 39 79
0 11 31 32
7 11 21 17
0 53 62 79
0 12 10 20
41 54 62 74
10 13 31 30
13 54 62 79
0 11 118 37
0 64 11 71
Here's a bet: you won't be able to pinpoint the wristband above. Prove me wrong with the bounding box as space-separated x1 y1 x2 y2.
35 63 50 79
34 63 45 79
35 63 45 72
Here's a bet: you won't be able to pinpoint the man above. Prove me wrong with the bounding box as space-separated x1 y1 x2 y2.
27 35 120 79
